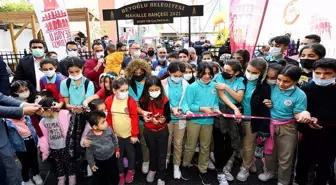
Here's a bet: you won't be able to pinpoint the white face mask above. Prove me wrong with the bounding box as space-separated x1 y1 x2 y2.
149 90 161 99
284 85 295 90
17 91 30 99
183 74 193 81
151 71 159 76
68 51 78 57
269 47 282 57
245 71 259 81
69 73 83 81
96 52 104 59
158 57 166 62
203 60 212 62
43 70 56 78
313 73 336 86
118 91 128 100
267 79 277 85
133 50 141 58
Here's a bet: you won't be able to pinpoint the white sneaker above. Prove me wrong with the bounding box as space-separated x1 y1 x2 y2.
258 171 275 182
208 160 216 170
146 170 156 183
210 152 215 163
217 173 229 185
173 165 181 179
224 160 233 172
166 159 169 169
157 179 165 185
23 179 35 185
224 169 234 181
33 174 43 185
250 163 257 173
236 167 249 182
142 162 149 174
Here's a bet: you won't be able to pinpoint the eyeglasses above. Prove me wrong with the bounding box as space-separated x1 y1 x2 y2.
31 46 44 49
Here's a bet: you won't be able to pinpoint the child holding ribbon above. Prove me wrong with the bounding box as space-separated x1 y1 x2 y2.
139 76 171 185
258 64 313 185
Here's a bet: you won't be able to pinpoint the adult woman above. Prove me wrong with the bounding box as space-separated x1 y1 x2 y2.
125 58 152 174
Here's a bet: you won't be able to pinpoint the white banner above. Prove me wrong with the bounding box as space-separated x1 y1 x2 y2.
32 0 71 59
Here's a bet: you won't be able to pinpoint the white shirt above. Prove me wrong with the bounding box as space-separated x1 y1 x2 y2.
190 56 198 66
34 58 45 91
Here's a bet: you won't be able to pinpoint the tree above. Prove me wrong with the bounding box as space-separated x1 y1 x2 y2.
0 0 34 12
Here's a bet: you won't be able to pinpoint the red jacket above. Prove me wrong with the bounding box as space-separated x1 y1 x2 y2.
84 58 104 92
140 96 170 131
105 95 139 138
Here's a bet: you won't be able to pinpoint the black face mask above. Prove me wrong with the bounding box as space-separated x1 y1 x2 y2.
300 59 316 69
132 74 145 82
221 71 233 79
148 50 155 57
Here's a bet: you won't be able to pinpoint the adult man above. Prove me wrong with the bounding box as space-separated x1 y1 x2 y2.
152 47 168 70
158 52 178 78
121 42 141 68
84 43 105 91
0 56 9 95
194 35 213 56
0 92 42 185
188 47 202 66
147 44 156 62
104 42 125 74
59 41 86 77
179 49 190 63
254 45 270 58
182 35 194 49
14 39 45 91
299 34 321 51
267 35 299 67
295 58 336 185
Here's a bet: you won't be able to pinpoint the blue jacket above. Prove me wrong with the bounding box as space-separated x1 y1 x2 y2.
6 116 38 154
152 60 168 70
122 57 132 68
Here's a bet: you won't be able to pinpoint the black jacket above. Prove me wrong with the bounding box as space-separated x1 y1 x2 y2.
243 78 271 137
13 55 37 88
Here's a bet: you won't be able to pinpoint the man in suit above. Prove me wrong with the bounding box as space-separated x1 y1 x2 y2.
0 92 42 185
0 56 9 95
14 39 46 91
182 35 195 49
122 42 141 68
194 34 214 56
188 47 202 66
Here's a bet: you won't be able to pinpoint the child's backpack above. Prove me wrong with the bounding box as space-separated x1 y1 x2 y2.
41 73 63 91
66 78 90 94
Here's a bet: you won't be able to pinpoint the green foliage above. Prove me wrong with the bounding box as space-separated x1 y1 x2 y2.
0 0 34 12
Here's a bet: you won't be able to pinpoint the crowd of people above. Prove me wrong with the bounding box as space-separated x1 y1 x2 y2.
0 32 335 185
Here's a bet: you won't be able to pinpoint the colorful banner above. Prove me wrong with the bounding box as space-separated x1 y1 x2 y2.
32 0 71 59
229 0 269 58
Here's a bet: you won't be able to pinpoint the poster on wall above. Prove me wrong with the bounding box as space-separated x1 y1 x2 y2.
32 0 72 59
229 0 269 58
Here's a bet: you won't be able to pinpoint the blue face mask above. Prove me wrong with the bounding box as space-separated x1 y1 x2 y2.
171 76 183 84
313 77 336 86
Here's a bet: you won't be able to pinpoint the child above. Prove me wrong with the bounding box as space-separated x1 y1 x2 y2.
83 72 117 106
6 115 42 185
86 110 120 185
119 68 126 78
39 58 65 109
183 63 196 84
259 65 312 185
105 77 139 185
38 97 76 185
214 59 245 183
139 76 171 185
231 50 250 71
10 80 42 137
237 58 271 182
161 62 191 179
266 62 285 88
180 62 220 185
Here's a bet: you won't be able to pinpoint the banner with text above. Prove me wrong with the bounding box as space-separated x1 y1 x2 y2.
32 0 71 59
229 0 269 58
